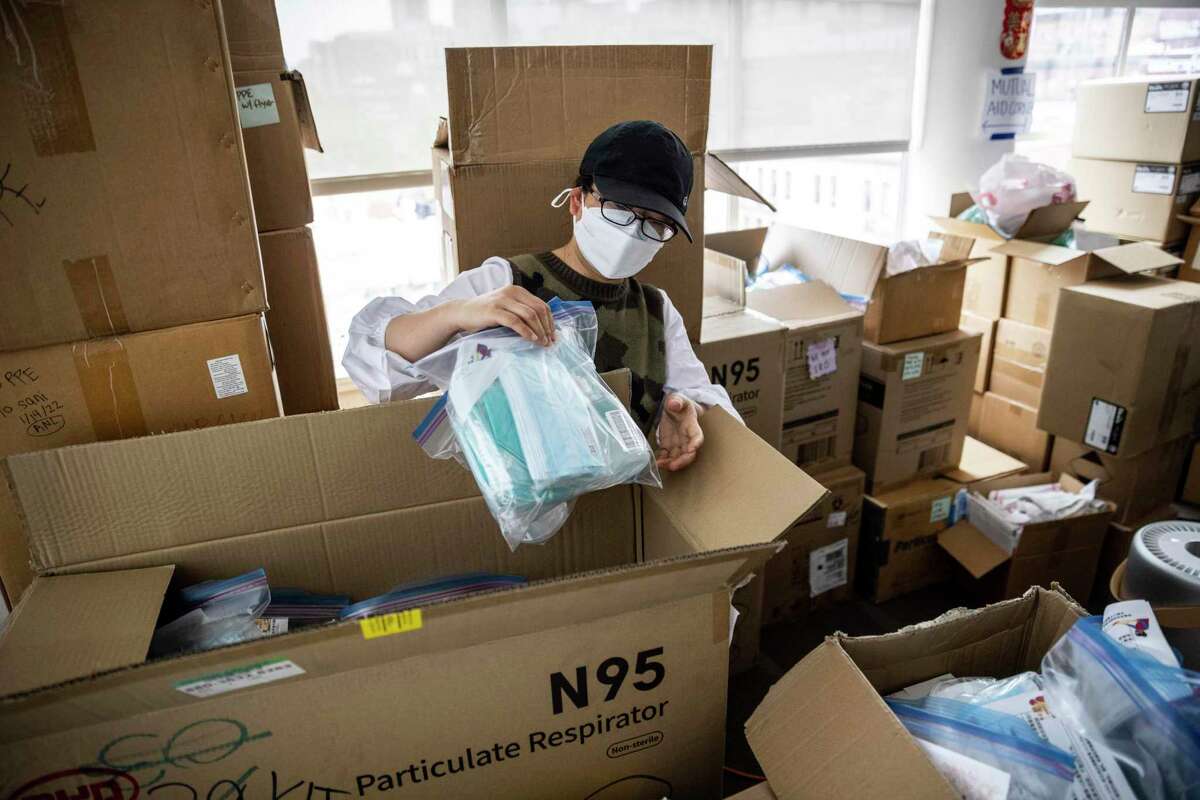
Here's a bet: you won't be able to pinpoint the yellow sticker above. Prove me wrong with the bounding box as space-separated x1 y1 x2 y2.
359 609 423 640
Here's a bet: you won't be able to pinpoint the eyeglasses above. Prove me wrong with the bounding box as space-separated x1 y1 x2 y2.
595 195 678 242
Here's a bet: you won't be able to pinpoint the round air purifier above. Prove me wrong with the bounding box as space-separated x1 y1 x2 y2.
1124 520 1200 605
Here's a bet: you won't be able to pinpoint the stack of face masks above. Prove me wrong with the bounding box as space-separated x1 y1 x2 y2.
413 299 659 549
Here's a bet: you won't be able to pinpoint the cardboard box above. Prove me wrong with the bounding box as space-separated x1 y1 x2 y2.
968 392 983 438
855 330 981 490
1073 77 1200 164
435 45 711 341
989 354 1044 408
1185 440 1200 505
1180 214 1200 283
745 587 1084 799
698 310 785 450
993 317 1052 370
731 569 766 676
747 283 863 471
959 311 996 394
0 0 266 352
235 71 316 232
0 378 827 797
762 465 865 625
858 478 960 603
1038 276 1200 459
941 436 1026 490
221 0 286 72
1000 240 1182 330
978 391 1052 471
1071 157 1200 244
1050 436 1192 526
260 228 339 415
0 315 281 606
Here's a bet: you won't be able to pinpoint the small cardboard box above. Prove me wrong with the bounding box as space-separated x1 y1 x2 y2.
999 240 1182 330
0 379 827 797
0 315 281 606
994 317 1052 370
941 436 1027 491
0 0 266 352
762 465 866 625
1185 440 1200 505
434 45 711 341
939 473 1114 603
1073 77 1200 164
858 478 960 603
698 309 786 450
1050 435 1192 526
1038 276 1200 459
958 311 996 394
744 586 1085 799
1071 157 1200 244
747 282 863 471
978 391 1052 471
260 228 339 415
855 330 981 491
989 354 1045 408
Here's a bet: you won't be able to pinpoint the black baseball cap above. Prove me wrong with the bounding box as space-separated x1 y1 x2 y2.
579 120 694 242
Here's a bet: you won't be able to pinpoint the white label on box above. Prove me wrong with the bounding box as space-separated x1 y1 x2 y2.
930 496 952 523
207 354 249 399
806 337 838 379
1145 81 1189 113
254 618 289 635
1181 167 1200 195
827 510 848 528
809 538 848 597
981 70 1036 138
902 352 925 380
1132 164 1177 195
235 83 281 128
175 658 304 698
1084 398 1126 454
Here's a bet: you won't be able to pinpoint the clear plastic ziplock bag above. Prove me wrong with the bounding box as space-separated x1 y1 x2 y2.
887 696 1077 800
150 568 271 657
1042 616 1200 800
340 573 527 621
412 299 659 549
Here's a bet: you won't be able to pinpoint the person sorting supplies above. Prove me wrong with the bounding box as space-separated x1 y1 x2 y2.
344 120 737 472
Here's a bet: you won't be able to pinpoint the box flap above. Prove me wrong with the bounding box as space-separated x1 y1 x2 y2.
746 280 859 326
706 227 770 267
989 238 1084 266
760 225 888 298
938 522 1010 578
1091 242 1184 274
701 309 786 345
284 71 324 153
949 192 975 218
942 437 1026 485
705 152 776 211
929 232 980 265
1013 200 1089 240
444 45 711 166
647 409 828 553
746 640 955 799
0 566 173 697
928 216 1006 242
870 478 960 509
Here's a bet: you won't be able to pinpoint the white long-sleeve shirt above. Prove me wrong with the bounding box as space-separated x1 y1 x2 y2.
343 257 738 420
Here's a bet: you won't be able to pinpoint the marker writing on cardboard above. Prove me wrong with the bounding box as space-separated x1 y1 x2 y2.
92 717 272 788
0 162 46 227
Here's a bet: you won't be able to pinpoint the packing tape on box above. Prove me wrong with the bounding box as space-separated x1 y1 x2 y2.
64 256 131 338
13 2 96 156
71 339 148 440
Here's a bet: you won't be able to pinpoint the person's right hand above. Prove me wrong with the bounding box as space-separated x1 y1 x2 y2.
452 285 555 345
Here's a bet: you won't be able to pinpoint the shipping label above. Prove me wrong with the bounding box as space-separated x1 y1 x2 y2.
207 354 249 399
1084 398 1126 454
1145 81 1190 113
1181 166 1200 196
827 510 848 528
809 538 848 597
174 658 305 698
1132 164 1177 195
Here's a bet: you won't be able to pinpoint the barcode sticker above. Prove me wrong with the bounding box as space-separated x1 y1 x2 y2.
1133 164 1177 195
236 83 281 128
930 496 952 523
1085 398 1125 454
806 337 838 379
207 354 249 399
360 609 423 640
827 510 847 528
606 409 642 453
174 658 304 698
902 352 925 380
1145 81 1189 113
810 539 848 597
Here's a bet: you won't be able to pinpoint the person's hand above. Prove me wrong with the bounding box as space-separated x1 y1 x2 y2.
655 393 704 472
452 285 555 345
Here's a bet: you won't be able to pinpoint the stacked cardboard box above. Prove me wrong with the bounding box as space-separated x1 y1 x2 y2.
1179 202 1200 282
224 0 339 416
1072 77 1200 246
0 1 283 607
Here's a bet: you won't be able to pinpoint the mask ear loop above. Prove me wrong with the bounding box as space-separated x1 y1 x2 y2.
550 188 572 208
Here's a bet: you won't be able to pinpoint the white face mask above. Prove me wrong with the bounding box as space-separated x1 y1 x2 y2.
552 189 664 280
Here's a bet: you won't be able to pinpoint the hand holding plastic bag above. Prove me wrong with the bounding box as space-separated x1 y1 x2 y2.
972 154 1076 238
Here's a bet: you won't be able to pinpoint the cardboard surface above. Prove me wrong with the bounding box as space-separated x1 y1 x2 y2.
932 196 1009 318
235 70 314 232
0 0 266 352
993 317 1052 370
989 354 1045 408
221 0 287 72
1185 440 1200 505
0 315 281 604
959 311 996 394
941 436 1027 489
855 330 981 490
260 227 339 415
1073 77 1200 163
968 391 983 438
731 567 766 676
1182 220 1200 283
978 391 1051 471
858 479 960 602
747 587 1085 799
698 310 786 449
747 283 863 472
1051 436 1192 525
1038 276 1200 459
1071 157 1200 244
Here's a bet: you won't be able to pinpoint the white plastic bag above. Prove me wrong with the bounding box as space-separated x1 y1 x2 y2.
973 154 1076 238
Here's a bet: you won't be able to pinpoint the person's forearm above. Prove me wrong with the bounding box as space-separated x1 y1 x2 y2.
384 301 465 362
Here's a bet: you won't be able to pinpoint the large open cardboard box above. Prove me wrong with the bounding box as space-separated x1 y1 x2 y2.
1050 436 1192 526
0 374 826 797
744 586 1085 798
433 45 711 342
858 478 960 603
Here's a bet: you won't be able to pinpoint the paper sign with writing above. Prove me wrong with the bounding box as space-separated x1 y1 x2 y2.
982 70 1036 139
806 338 837 379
